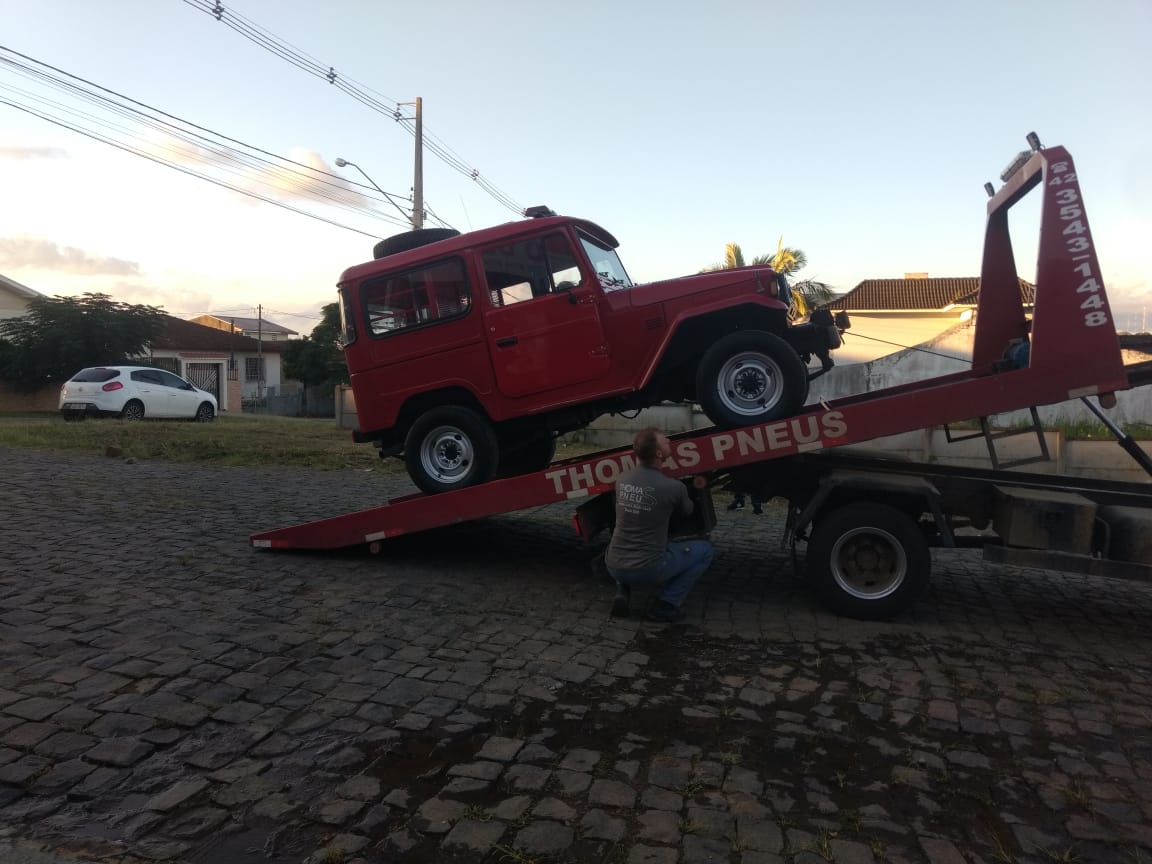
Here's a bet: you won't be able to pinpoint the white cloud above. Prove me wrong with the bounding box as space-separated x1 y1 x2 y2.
0 146 68 160
0 236 140 276
136 131 369 210
103 280 214 317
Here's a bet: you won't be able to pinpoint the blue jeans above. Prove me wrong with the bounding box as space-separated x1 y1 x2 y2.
608 541 713 608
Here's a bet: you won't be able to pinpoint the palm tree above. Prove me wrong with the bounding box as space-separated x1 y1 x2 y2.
703 239 836 321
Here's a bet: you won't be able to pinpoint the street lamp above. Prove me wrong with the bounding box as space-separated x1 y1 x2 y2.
334 157 413 225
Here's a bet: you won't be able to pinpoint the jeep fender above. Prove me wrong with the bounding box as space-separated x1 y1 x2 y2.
637 300 792 391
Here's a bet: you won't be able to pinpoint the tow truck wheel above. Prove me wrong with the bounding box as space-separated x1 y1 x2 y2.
697 330 808 427
405 406 499 494
498 435 557 478
807 502 930 620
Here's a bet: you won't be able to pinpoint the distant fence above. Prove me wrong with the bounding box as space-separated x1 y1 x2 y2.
243 385 335 418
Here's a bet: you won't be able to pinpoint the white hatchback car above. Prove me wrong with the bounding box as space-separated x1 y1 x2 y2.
59 366 217 422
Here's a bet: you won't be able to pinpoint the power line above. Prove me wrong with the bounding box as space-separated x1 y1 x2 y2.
0 44 420 234
0 45 416 225
0 95 391 238
184 0 523 215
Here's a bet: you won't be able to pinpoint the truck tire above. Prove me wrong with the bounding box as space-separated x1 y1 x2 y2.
807 502 930 619
498 435 557 478
373 228 460 260
404 405 499 494
696 330 808 427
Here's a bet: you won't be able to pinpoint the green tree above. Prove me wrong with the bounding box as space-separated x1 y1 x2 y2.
703 239 836 320
0 292 166 392
282 302 349 389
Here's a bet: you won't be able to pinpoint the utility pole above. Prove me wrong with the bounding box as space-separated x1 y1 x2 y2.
257 304 264 406
399 97 424 229
412 96 423 229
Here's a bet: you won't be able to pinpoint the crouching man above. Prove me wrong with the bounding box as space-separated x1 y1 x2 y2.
605 427 714 622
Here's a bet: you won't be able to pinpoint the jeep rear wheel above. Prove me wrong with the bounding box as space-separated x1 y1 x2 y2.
696 330 808 427
404 406 499 494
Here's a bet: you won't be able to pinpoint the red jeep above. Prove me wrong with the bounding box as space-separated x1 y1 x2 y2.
338 210 848 493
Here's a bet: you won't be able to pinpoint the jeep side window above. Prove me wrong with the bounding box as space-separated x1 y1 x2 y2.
361 257 470 337
547 235 583 291
482 233 583 307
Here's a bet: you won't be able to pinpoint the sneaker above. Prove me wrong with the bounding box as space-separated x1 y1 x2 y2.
727 499 744 511
610 585 631 618
645 600 686 624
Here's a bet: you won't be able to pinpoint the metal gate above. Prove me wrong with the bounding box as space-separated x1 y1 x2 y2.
186 363 220 402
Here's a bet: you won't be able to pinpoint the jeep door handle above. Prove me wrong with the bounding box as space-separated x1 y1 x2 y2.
496 336 518 348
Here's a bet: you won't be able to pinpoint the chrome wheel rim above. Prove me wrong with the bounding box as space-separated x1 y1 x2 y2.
829 526 907 600
717 351 785 417
419 424 475 484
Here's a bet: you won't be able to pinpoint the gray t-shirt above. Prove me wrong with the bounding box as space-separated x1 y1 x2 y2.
605 464 694 572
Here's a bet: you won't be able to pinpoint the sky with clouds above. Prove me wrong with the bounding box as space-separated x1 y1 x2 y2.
1 0 1150 336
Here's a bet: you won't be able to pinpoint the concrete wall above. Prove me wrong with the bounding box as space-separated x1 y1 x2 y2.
336 385 357 430
830 310 972 365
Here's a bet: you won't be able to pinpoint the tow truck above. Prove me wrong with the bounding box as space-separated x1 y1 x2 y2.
252 136 1152 619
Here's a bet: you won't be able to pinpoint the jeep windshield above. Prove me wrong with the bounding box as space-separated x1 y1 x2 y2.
578 231 632 291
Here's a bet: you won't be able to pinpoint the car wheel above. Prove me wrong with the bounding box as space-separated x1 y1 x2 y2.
120 400 145 421
404 406 499 494
806 502 930 619
696 330 808 427
373 228 460 260
194 402 215 422
497 435 557 478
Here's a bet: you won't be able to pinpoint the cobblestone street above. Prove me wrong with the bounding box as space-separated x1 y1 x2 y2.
2 447 1152 864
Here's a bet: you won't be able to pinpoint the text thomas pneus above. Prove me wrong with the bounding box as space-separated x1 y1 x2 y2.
545 411 848 496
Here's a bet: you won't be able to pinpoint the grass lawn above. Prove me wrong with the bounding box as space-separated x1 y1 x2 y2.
0 412 606 471
0 412 401 472
3 410 1143 473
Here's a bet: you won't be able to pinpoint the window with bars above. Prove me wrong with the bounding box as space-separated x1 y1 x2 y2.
128 356 180 374
245 357 265 382
149 356 181 375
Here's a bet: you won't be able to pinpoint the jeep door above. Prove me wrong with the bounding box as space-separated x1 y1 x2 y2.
481 232 609 398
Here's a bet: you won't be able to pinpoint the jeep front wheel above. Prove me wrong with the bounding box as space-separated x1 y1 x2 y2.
404 406 499 494
696 330 808 428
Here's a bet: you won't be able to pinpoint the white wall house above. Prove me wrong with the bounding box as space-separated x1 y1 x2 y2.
148 317 285 411
0 274 44 320
822 275 1035 366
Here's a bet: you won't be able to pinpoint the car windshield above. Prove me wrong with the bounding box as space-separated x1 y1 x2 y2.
578 232 633 292
70 368 121 383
